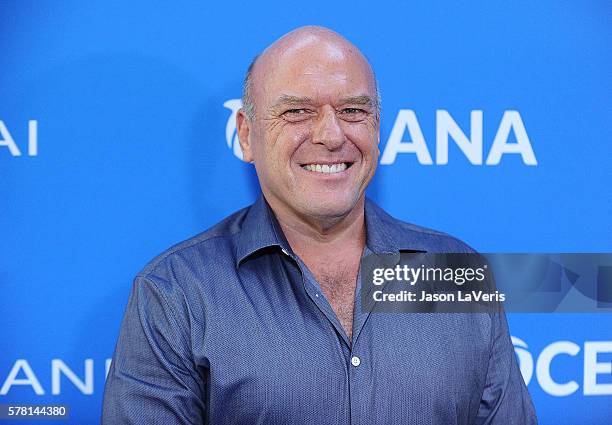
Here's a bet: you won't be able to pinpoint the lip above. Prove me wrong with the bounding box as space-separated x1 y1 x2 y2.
295 161 355 178
298 160 354 166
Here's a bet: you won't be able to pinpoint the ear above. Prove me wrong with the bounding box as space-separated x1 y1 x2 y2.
236 109 254 163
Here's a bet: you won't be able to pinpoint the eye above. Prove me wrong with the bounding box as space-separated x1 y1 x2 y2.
282 108 312 122
339 107 368 121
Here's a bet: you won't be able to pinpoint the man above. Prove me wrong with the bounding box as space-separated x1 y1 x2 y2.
102 26 537 424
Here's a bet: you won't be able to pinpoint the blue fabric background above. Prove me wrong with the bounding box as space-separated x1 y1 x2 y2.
1 1 610 423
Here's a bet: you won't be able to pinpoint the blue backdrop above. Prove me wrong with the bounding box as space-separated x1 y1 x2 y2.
1 1 611 423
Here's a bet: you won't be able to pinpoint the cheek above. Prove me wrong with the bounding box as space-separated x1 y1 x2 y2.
262 119 310 147
343 123 379 159
256 123 311 178
276 124 312 159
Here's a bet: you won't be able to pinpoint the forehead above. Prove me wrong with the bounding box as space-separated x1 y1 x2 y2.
255 39 376 105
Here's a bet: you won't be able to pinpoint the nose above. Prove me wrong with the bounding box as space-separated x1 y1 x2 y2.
312 105 345 150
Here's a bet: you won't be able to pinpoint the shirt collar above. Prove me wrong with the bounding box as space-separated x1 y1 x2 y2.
235 194 409 267
363 198 401 254
235 194 291 266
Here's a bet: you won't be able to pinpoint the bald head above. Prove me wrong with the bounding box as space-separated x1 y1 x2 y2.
241 26 380 120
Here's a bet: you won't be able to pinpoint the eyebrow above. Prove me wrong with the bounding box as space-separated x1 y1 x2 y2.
272 94 374 109
272 95 315 109
338 95 374 107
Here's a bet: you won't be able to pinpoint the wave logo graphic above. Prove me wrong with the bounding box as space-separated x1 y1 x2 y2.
512 336 534 385
223 99 244 161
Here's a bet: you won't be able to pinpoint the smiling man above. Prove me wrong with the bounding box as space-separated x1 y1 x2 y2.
102 26 537 424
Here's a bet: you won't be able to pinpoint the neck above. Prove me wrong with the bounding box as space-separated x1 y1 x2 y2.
267 195 367 261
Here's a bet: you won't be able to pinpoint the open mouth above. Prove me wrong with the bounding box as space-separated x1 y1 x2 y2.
300 162 354 174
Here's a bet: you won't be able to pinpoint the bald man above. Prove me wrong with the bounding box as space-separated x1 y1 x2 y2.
102 26 537 424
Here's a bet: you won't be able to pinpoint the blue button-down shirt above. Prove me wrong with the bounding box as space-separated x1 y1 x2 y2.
102 195 537 424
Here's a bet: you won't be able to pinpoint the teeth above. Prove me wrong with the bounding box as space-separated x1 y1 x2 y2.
303 163 348 174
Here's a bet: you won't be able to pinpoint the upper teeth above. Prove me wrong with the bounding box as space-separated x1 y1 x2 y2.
303 163 348 173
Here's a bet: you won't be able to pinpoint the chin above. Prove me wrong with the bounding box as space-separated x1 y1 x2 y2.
298 193 359 219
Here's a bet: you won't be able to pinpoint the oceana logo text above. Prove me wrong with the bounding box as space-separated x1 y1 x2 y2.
511 337 612 396
0 120 38 157
0 359 112 396
223 99 537 166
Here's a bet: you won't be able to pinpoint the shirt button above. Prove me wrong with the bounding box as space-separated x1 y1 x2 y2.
315 293 319 298
351 356 361 367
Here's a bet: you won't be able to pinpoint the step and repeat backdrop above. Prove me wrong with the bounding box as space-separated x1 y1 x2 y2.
1 1 611 424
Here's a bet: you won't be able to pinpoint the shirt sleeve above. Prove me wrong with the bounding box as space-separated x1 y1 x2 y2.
101 274 206 425
474 308 538 424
